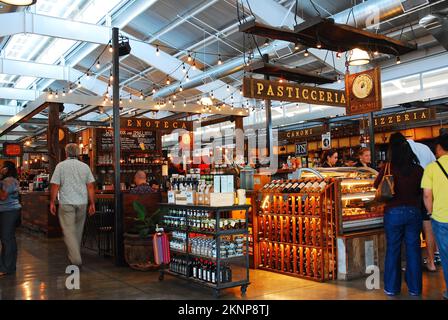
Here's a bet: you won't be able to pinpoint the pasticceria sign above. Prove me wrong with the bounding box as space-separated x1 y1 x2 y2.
120 118 193 132
242 77 347 107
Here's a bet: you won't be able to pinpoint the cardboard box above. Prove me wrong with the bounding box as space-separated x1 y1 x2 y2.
210 192 234 207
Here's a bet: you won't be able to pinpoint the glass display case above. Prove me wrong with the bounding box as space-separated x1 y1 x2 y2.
297 167 383 233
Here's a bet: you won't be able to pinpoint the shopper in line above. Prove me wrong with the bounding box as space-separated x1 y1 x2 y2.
0 161 22 277
374 132 423 296
407 139 439 272
50 143 96 267
321 149 339 168
355 148 372 168
422 133 448 300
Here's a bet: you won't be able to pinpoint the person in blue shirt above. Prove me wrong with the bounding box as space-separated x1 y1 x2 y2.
0 161 22 277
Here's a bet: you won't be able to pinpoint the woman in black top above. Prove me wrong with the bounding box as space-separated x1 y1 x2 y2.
374 132 423 296
321 149 338 168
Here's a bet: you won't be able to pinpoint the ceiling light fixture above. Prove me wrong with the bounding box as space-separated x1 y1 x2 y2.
0 0 36 6
348 48 370 66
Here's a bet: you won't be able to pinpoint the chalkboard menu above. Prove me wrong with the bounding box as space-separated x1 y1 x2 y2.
97 129 156 153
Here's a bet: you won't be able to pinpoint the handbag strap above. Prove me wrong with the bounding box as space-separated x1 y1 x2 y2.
436 161 448 181
385 162 391 175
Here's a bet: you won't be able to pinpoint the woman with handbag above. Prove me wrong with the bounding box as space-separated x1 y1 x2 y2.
0 161 22 277
374 132 424 296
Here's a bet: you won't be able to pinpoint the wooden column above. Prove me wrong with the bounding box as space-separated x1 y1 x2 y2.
47 103 66 175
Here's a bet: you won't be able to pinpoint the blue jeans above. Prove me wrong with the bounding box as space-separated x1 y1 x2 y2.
0 210 20 273
431 219 448 292
384 206 422 294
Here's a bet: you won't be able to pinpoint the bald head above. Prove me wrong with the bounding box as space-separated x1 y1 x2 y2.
134 170 147 186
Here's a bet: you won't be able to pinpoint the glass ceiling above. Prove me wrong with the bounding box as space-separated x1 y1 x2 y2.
0 0 122 91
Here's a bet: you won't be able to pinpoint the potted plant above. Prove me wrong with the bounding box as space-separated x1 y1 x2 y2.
124 201 162 271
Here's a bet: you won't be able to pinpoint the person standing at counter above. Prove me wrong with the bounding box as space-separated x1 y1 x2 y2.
130 171 159 194
50 144 96 268
422 133 448 300
374 132 423 296
407 139 439 272
321 149 339 168
0 161 22 277
355 148 372 168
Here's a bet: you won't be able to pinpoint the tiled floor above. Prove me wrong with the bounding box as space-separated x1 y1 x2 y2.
0 230 446 300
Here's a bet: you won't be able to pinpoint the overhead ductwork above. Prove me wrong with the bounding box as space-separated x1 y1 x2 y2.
420 13 448 51
154 0 427 99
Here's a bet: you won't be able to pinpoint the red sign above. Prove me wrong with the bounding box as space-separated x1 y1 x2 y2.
3 143 22 157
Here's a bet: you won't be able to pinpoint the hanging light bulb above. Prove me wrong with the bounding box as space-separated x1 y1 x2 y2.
210 90 214 98
226 85 230 92
179 85 183 92
156 45 160 56
197 98 201 105
218 55 222 65
192 59 196 70
231 104 234 110
336 51 342 59
316 41 322 49
187 51 192 62
108 44 113 53
152 87 156 94
168 98 172 104
55 91 59 99
129 95 133 103
96 60 100 69
182 63 186 73
337 75 342 83
173 94 177 99
104 95 108 103
86 72 90 80
48 90 53 99
140 90 144 100
62 90 66 97
304 49 310 57
77 80 82 88
279 77 284 83
120 97 123 104
109 72 113 82
239 89 243 95
294 43 299 50
231 94 234 101
183 100 187 107
348 48 371 66
186 74 190 82
166 77 170 85
69 86 73 94
396 56 401 64
374 50 379 56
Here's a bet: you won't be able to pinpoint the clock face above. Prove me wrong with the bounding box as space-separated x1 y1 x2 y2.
352 74 374 99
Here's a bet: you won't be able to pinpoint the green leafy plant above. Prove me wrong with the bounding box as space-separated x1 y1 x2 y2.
129 201 162 239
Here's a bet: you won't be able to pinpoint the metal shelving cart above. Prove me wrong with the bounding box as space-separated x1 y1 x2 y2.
158 203 251 298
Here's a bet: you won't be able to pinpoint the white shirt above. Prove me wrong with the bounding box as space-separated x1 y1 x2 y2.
407 139 436 169
50 158 95 205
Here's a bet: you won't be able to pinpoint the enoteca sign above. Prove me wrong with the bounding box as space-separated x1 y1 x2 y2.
242 77 347 107
120 118 193 132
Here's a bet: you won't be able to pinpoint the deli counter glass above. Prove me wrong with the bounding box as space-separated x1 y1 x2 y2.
296 167 383 234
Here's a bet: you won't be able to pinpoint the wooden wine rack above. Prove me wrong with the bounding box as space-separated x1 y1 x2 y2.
255 180 338 282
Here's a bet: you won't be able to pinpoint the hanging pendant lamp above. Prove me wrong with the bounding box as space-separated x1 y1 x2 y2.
348 48 371 66
1 0 36 5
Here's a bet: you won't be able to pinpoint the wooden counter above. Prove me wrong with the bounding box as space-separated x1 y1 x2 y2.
20 191 62 238
20 191 163 238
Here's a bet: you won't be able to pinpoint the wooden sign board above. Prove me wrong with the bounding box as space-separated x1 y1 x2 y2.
279 126 324 141
120 118 193 132
365 109 436 129
242 77 347 107
345 67 382 116
3 143 22 157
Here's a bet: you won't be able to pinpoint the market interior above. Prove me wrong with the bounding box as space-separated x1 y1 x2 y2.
0 0 448 300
